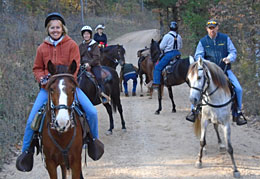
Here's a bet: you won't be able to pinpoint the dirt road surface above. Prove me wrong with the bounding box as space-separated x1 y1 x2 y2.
1 29 260 179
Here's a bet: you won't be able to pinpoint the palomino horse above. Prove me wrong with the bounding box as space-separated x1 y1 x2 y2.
77 65 126 135
187 58 240 178
137 47 155 97
43 60 84 179
100 44 126 69
150 39 194 114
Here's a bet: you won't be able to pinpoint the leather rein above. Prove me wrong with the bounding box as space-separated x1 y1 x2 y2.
189 65 234 109
47 73 78 170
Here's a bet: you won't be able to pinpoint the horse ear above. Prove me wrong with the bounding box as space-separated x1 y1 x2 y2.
151 39 154 43
198 57 203 67
47 60 56 75
68 60 77 74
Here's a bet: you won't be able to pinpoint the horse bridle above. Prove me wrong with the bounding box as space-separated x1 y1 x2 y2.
103 46 124 66
47 73 78 170
189 65 234 108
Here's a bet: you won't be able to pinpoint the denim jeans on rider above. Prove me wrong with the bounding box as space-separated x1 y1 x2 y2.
226 70 243 111
22 87 98 153
123 73 137 94
153 50 181 85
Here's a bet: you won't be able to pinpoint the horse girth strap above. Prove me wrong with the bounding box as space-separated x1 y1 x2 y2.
47 123 77 170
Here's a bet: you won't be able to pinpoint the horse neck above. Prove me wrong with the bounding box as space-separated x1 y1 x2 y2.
206 76 230 103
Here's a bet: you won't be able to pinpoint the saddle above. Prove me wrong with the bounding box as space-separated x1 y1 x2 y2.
162 56 181 86
16 102 104 171
79 65 112 105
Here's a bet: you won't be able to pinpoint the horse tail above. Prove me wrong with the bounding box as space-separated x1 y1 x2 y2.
193 113 201 138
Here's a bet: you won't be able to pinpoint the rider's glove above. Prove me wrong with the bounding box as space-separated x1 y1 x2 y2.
40 74 50 85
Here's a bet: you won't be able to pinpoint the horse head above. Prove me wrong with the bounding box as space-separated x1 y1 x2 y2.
187 58 230 106
150 39 161 64
116 44 126 66
46 60 78 133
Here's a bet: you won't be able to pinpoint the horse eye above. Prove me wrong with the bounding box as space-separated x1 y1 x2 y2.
197 76 201 80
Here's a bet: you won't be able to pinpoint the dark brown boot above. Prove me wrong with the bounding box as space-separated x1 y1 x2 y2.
234 112 247 126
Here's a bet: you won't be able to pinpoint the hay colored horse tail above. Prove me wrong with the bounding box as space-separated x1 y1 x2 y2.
193 113 201 138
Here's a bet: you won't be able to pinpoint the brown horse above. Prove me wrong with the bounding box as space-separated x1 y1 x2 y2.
42 60 84 179
137 47 155 97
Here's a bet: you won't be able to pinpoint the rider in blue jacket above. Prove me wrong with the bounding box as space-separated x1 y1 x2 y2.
152 21 182 89
186 19 247 126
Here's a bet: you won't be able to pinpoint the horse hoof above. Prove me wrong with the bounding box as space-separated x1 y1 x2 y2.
122 128 127 133
148 96 152 99
155 111 160 115
233 170 241 178
140 94 144 97
219 144 226 153
172 109 176 113
195 161 202 169
105 130 113 136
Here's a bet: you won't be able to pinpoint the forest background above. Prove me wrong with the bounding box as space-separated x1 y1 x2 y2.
0 0 259 170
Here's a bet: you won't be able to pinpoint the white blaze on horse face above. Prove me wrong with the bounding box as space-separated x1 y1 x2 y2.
188 68 204 105
56 79 70 132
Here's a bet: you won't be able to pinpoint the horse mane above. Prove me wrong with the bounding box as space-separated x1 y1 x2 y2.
104 45 126 55
188 61 230 93
150 40 160 64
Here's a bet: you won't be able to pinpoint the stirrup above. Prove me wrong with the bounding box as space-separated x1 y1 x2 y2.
235 112 247 126
16 150 34 172
186 110 195 123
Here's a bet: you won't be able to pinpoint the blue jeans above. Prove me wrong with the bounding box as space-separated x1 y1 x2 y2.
22 88 98 152
227 70 243 111
123 73 137 94
153 50 181 84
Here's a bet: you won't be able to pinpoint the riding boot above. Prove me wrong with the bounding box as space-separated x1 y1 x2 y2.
233 112 247 126
186 109 196 123
16 133 39 172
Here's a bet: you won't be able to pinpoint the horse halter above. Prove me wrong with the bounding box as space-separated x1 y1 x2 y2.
49 99 76 130
48 74 77 131
189 66 211 99
189 64 233 108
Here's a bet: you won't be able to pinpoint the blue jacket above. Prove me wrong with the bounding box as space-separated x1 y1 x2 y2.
195 32 237 71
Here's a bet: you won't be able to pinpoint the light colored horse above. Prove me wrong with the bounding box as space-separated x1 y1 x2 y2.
187 58 240 178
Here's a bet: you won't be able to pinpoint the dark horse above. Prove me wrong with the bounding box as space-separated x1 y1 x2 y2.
43 60 84 179
137 47 155 97
150 39 194 114
77 65 126 135
100 44 126 69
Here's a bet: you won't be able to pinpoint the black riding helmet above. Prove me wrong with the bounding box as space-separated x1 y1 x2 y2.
169 21 178 31
45 12 65 28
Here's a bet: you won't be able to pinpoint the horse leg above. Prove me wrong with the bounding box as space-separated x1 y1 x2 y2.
213 124 225 152
140 74 144 97
155 85 162 115
60 165 68 179
45 160 58 179
167 86 176 113
223 124 240 178
119 72 123 92
195 119 208 169
80 171 84 179
103 103 114 135
71 159 83 179
115 100 126 132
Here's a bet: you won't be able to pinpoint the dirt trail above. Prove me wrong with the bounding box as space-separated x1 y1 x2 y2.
1 29 260 179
